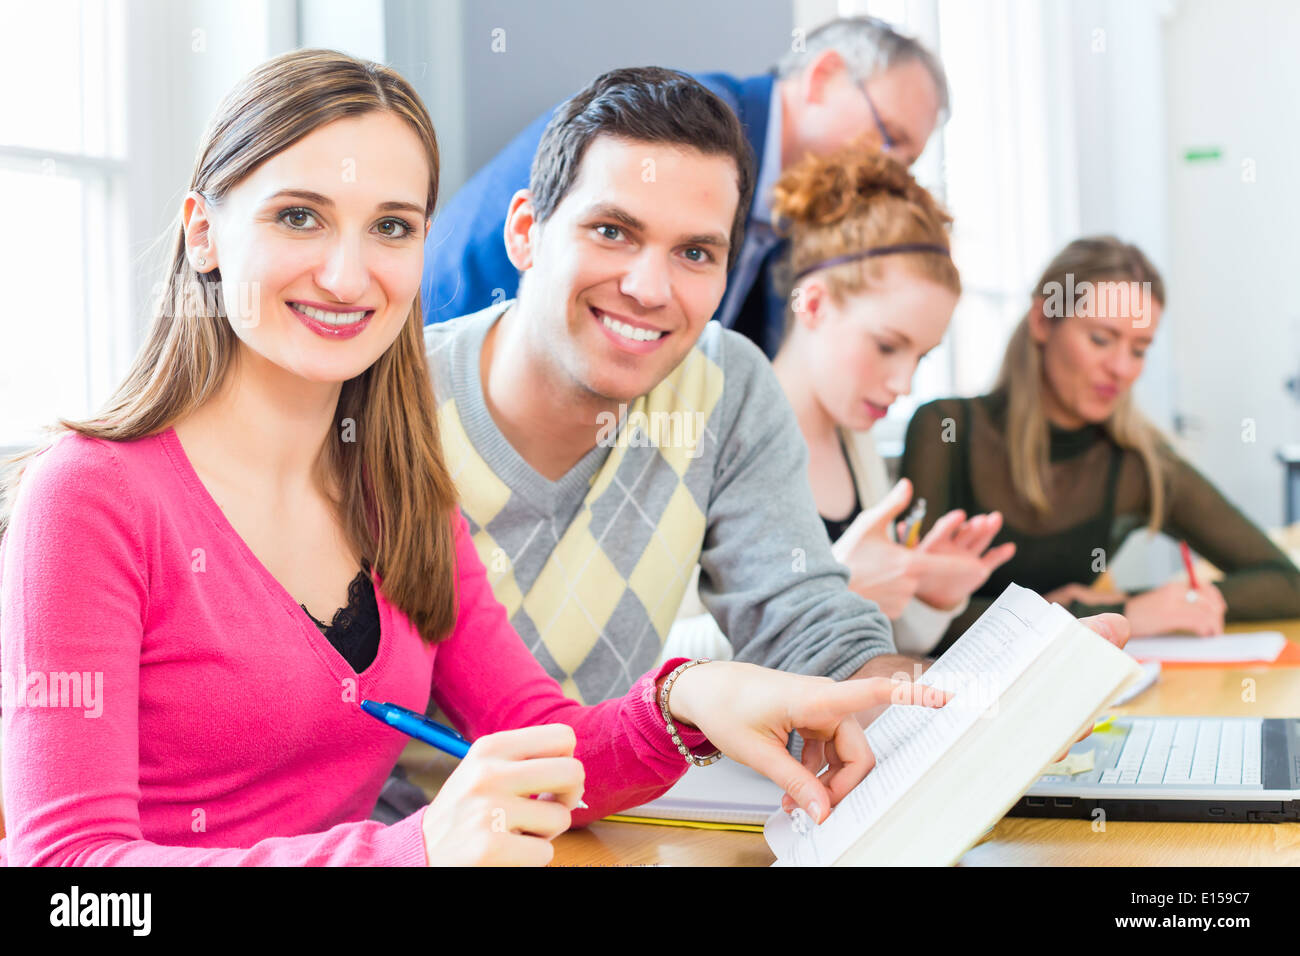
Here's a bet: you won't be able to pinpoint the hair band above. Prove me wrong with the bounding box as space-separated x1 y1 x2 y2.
792 243 951 281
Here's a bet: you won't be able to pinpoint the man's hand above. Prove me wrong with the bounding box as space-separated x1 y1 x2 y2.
1077 612 1131 649
849 653 930 682
1053 612 1133 761
1044 582 1129 607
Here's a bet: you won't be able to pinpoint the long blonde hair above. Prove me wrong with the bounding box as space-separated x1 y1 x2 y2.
771 144 960 316
998 236 1168 529
0 49 461 643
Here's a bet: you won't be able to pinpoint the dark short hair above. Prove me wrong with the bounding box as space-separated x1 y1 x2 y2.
528 67 755 271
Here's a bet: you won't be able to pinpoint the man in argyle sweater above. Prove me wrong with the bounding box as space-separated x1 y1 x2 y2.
422 67 917 705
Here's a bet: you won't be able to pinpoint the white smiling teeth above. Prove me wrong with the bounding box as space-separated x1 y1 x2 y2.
293 303 369 325
600 314 664 342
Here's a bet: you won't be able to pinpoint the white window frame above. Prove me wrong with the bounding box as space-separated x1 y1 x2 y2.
0 1 131 456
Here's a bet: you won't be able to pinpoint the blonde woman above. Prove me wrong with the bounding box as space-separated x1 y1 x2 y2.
901 236 1300 650
0 50 947 867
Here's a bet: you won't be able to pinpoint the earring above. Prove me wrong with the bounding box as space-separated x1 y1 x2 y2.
197 257 206 268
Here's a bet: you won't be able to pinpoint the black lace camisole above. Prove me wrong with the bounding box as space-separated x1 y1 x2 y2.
300 557 380 673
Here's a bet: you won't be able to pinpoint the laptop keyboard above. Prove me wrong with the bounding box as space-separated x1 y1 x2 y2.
1097 719 1263 786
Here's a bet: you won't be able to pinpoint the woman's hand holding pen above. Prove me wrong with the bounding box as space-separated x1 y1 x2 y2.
420 724 584 866
1123 579 1226 636
662 662 951 824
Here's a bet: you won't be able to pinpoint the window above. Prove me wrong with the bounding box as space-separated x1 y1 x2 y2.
830 0 1078 453
0 0 129 451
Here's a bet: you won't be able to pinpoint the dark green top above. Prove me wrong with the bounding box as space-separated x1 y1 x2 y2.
899 391 1300 652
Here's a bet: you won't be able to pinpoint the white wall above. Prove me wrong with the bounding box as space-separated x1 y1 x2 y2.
1164 0 1300 531
123 0 297 340
1067 0 1174 431
453 0 792 181
299 0 385 61
1063 0 1180 586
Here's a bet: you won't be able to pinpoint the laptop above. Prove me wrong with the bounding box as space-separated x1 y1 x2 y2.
1010 716 1300 823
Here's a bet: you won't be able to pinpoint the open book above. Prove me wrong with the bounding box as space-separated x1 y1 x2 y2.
765 583 1143 865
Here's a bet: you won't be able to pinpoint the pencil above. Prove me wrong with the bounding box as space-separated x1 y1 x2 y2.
1180 540 1199 590
901 498 926 548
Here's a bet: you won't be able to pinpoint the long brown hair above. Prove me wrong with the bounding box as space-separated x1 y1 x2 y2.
770 144 959 320
997 235 1169 529
0 49 460 643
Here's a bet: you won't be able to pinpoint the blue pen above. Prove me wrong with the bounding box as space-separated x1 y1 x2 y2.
360 699 587 809
361 699 470 757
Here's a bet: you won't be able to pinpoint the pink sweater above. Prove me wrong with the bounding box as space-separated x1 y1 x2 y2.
0 429 711 865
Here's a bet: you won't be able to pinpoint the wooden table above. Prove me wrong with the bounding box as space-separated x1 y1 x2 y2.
5 629 1293 865
549 619 1300 866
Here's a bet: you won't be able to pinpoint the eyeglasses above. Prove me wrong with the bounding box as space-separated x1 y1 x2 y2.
855 76 896 154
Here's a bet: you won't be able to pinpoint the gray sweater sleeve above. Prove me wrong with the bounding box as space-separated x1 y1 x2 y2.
696 330 897 678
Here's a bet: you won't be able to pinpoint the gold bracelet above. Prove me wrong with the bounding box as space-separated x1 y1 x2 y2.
658 659 722 767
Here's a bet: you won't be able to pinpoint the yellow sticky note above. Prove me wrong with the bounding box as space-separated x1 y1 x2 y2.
1043 749 1095 776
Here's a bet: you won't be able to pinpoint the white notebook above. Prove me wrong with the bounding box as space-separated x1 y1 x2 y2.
1124 632 1286 663
766 584 1143 866
623 759 784 825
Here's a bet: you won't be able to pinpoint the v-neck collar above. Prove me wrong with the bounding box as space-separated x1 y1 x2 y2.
158 426 395 684
448 300 613 516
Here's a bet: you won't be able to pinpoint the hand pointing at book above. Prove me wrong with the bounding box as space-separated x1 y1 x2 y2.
662 662 952 825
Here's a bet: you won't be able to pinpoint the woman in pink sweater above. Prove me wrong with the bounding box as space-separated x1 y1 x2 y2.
0 50 946 866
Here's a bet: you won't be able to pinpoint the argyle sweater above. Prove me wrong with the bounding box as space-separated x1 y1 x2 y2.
424 301 895 703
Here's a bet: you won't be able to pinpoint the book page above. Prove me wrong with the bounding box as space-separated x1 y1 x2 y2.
769 584 1076 866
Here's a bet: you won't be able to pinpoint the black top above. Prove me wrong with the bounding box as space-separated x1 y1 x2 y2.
900 390 1300 653
300 557 380 673
820 431 863 543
